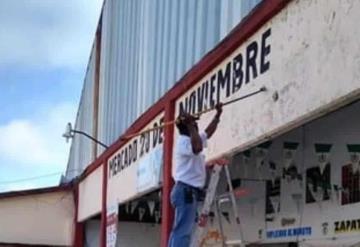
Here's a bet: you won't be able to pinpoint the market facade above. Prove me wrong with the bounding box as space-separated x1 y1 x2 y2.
1 0 360 246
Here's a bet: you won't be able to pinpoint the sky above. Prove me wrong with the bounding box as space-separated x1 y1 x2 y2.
0 0 103 192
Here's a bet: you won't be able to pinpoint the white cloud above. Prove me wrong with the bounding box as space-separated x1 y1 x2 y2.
0 0 103 69
0 101 77 169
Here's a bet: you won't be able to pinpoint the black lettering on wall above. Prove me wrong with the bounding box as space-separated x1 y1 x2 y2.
120 149 125 171
340 221 346 232
351 220 357 230
246 41 258 84
204 80 209 110
217 62 231 103
176 27 272 117
189 91 196 115
124 148 128 168
158 117 164 144
346 220 351 231
108 115 165 179
152 123 159 148
179 98 188 114
209 74 217 107
109 159 114 178
144 132 150 154
133 139 138 162
197 83 206 113
140 134 145 158
260 28 271 73
232 53 243 93
128 144 133 167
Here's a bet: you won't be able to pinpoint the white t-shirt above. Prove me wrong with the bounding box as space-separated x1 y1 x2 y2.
173 132 208 188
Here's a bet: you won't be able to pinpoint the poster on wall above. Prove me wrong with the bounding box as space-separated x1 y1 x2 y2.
282 142 301 182
265 178 281 217
342 144 360 205
306 144 332 203
137 146 163 193
106 204 118 247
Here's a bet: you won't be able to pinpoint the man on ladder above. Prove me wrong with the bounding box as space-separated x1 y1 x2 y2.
168 103 224 247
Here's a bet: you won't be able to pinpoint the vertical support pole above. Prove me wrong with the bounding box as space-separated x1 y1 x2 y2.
160 102 175 247
100 161 108 247
73 184 84 247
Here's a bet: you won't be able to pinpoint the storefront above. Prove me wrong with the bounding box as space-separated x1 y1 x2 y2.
71 0 360 246
198 101 360 247
2 0 359 246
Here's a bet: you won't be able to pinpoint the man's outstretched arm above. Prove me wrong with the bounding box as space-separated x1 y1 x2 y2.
188 124 203 154
205 103 223 139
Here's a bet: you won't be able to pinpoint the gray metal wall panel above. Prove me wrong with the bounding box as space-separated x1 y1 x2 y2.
98 0 261 145
67 0 262 176
66 44 96 179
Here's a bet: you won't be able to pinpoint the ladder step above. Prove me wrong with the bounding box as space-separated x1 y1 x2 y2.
225 239 244 247
190 164 244 247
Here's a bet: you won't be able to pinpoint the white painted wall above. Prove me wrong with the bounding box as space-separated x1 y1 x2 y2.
0 191 74 246
78 165 103 221
175 0 360 162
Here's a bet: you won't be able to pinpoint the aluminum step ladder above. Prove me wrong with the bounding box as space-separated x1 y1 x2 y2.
190 163 245 247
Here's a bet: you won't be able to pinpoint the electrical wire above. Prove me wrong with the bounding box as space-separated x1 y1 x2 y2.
0 169 82 185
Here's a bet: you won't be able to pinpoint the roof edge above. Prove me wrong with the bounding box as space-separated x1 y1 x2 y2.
0 184 73 200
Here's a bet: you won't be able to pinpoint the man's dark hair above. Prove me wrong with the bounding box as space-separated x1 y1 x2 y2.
176 121 190 136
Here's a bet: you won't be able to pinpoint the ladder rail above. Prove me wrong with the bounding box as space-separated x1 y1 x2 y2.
215 199 226 247
190 165 222 247
224 165 245 244
190 163 245 247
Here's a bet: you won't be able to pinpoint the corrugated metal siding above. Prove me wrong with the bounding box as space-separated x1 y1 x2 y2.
98 0 261 148
65 45 96 180
66 0 261 178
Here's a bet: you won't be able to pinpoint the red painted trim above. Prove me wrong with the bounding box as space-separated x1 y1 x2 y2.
160 102 175 247
73 184 84 247
0 184 72 200
100 161 108 247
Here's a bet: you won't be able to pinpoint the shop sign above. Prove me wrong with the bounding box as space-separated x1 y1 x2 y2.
266 227 312 239
174 0 360 162
108 115 164 179
334 219 360 234
107 113 164 204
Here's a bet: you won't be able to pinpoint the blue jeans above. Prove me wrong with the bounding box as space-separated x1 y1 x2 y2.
168 182 199 247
